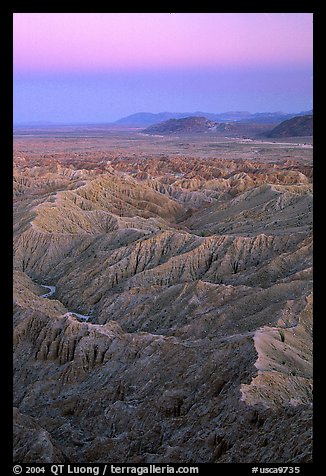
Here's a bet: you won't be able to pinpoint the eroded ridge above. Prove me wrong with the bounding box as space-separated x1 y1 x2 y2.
13 139 313 463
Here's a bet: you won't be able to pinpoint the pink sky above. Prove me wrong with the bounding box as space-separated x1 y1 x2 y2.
13 13 313 74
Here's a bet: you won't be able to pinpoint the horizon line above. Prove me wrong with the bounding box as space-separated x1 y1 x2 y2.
13 108 313 127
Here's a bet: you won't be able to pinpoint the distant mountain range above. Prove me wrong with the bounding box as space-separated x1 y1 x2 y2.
142 114 313 138
115 110 312 127
143 116 218 135
267 115 313 138
142 116 276 137
14 110 313 131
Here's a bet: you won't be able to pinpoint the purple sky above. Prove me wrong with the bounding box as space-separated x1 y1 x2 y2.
13 13 313 124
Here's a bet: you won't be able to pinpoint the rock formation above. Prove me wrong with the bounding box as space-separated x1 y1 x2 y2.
268 115 313 138
13 135 313 463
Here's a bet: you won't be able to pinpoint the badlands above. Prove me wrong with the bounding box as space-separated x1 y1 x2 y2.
13 128 313 463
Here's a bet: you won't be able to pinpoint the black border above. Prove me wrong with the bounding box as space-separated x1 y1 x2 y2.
5 3 321 473
2 1 14 468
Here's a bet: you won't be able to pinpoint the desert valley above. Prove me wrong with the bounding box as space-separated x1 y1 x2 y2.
13 118 313 464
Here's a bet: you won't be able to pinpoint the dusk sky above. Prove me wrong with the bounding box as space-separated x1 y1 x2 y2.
13 13 313 124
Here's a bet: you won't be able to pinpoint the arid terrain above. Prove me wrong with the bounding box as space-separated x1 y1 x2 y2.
13 127 313 463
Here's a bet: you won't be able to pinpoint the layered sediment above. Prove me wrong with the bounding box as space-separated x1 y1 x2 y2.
13 149 313 463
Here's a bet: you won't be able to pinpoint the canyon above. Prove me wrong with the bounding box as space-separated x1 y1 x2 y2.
13 129 313 463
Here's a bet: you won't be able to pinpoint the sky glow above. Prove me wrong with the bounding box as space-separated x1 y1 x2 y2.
13 13 313 124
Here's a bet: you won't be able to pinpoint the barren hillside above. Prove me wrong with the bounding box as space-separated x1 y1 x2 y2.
13 133 313 463
268 115 313 138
